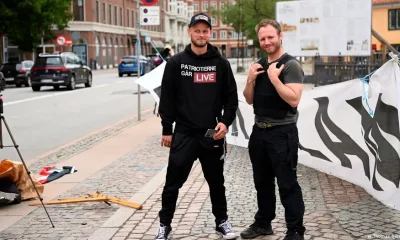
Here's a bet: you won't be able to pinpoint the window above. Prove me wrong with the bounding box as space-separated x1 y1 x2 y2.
220 31 227 39
36 57 63 66
126 10 129 27
95 1 99 22
389 9 400 30
132 10 135 28
211 31 217 39
169 0 177 12
102 3 106 23
230 31 242 39
211 1 217 9
66 56 74 64
72 0 84 21
211 17 216 25
120 7 123 26
202 1 208 11
230 31 238 39
194 3 199 11
221 1 225 9
108 4 112 24
114 6 117 25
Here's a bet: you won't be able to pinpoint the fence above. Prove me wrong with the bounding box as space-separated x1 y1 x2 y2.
311 55 386 87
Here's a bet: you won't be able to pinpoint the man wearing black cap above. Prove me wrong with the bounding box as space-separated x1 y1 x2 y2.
155 12 238 240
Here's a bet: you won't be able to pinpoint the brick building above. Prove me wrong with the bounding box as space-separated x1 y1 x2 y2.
192 0 253 58
1 0 168 69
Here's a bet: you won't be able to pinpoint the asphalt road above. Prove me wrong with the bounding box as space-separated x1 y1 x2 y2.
0 70 156 163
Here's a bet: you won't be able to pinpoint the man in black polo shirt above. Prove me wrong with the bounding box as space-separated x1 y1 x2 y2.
241 19 306 240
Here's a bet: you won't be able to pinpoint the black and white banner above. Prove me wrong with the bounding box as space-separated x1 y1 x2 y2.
136 54 400 210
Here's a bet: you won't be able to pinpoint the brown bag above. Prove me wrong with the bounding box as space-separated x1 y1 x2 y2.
0 159 44 200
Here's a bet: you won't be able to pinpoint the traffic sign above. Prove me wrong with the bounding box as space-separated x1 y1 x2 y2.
140 6 160 25
65 37 73 46
141 0 158 6
56 36 66 46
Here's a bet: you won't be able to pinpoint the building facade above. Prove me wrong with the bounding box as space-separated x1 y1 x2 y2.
372 0 400 52
164 0 194 53
1 0 168 69
192 0 252 58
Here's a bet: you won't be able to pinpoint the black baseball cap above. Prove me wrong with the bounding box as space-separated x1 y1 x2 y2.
189 13 212 29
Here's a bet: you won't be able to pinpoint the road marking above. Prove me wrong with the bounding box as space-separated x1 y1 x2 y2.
4 84 110 106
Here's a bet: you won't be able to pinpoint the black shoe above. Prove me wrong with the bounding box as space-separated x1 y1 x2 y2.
154 224 172 240
240 223 274 239
216 219 237 239
283 229 304 240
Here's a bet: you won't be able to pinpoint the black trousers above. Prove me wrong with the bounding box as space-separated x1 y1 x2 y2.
248 123 305 234
159 131 228 226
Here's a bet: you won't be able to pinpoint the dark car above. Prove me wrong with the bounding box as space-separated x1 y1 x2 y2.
30 52 92 91
118 55 152 77
0 61 34 87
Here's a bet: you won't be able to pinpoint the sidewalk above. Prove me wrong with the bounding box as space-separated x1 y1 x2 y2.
89 143 400 240
1 77 400 239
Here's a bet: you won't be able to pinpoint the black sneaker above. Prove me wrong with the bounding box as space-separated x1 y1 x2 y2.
154 224 172 240
216 220 237 239
283 229 304 240
240 223 274 239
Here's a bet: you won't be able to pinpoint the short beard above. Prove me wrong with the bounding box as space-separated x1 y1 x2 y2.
265 41 281 55
191 38 208 48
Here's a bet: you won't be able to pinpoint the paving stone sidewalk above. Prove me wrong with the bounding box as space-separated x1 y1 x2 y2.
2 116 400 239
0 133 168 240
110 145 400 240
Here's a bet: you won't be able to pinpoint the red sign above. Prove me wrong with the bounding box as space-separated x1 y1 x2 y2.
65 37 72 46
194 72 216 83
141 0 158 6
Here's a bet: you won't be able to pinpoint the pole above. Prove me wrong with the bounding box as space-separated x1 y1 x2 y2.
136 0 141 121
41 37 45 54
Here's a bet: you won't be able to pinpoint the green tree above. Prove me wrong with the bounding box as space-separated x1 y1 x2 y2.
211 0 290 51
0 0 72 52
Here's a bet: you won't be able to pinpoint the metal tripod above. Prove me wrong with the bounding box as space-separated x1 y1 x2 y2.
0 93 54 228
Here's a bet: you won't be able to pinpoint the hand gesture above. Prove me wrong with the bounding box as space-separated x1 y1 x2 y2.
161 135 172 148
267 62 284 81
247 62 265 85
214 122 227 140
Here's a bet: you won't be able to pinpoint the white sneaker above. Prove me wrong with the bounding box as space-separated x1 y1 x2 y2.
216 220 237 239
154 224 172 240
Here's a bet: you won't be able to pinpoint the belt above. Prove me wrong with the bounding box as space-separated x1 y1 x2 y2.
255 121 274 128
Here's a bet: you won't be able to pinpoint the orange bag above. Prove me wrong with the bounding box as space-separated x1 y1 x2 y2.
0 159 44 200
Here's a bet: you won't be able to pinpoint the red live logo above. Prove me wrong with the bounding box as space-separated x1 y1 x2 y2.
194 72 216 83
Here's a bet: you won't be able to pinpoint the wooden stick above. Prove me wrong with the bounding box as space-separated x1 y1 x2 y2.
87 192 143 210
29 191 143 210
29 197 108 206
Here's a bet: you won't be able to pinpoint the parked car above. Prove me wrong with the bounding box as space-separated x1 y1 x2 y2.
0 60 34 87
146 54 160 70
30 52 92 91
118 55 152 77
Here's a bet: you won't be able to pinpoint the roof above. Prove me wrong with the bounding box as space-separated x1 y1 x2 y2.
373 0 400 5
